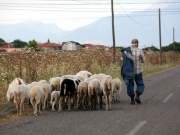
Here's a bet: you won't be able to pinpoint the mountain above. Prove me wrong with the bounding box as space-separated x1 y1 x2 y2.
0 3 179 48
57 3 180 48
0 21 67 43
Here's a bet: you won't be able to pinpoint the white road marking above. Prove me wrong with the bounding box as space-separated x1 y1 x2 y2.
126 121 147 135
162 93 173 103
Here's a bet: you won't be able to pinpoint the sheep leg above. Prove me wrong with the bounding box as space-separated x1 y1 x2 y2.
38 103 42 115
43 97 47 110
58 97 63 112
99 95 103 109
15 103 19 116
91 97 93 111
77 97 79 110
94 96 97 110
34 103 38 116
82 97 86 111
19 102 23 116
117 91 120 102
73 95 77 111
52 101 55 111
105 95 108 111
25 102 28 115
68 96 71 111
108 94 112 110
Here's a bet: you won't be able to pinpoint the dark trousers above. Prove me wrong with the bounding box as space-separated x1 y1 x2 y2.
127 72 145 97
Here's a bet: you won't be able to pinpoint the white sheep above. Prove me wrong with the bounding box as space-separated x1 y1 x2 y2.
39 80 48 84
6 78 25 102
88 79 102 110
50 91 60 111
39 82 52 110
84 78 92 84
101 75 114 111
29 86 44 117
77 81 88 111
112 78 122 102
13 84 30 116
75 74 85 81
49 77 61 91
27 81 39 90
77 70 92 78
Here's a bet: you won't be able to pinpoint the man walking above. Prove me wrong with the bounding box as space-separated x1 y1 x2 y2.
121 39 146 104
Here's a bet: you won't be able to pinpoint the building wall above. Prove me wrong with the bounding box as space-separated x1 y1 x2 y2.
62 42 78 51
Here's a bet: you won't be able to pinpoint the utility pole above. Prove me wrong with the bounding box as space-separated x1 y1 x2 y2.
173 27 175 52
159 8 162 65
111 0 116 63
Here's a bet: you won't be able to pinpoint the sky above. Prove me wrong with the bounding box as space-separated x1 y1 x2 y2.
0 0 174 31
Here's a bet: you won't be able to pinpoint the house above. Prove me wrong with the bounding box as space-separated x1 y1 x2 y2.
83 43 97 49
0 44 22 52
83 43 110 50
38 42 62 52
61 41 85 51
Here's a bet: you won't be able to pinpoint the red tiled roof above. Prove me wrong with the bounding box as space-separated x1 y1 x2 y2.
96 45 109 48
0 44 14 48
83 44 96 48
38 42 61 47
83 44 109 49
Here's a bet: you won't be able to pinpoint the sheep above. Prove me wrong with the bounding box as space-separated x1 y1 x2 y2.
59 74 76 91
112 78 122 102
89 74 104 82
58 78 81 112
84 78 92 84
27 81 39 90
6 78 25 102
39 80 48 84
39 82 52 110
101 75 114 111
50 91 60 111
29 86 44 117
77 81 88 111
76 70 92 78
88 79 102 110
75 74 85 81
49 77 61 91
13 84 30 116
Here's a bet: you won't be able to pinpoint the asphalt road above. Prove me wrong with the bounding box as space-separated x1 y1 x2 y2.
1 66 180 135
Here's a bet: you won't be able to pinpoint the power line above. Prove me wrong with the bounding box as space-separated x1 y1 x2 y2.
161 16 172 35
0 12 179 21
0 2 180 5
115 0 158 26
175 31 180 38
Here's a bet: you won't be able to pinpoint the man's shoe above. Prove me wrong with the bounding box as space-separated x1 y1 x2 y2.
130 96 135 105
130 100 135 105
135 96 141 104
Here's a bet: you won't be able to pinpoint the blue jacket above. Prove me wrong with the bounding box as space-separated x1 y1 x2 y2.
121 47 135 85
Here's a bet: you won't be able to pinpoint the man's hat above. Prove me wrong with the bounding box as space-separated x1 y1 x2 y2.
131 39 139 44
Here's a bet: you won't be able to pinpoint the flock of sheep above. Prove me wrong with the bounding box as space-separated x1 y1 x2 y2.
6 70 122 117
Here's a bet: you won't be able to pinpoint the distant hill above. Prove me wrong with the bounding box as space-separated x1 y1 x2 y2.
0 3 179 48
0 21 67 43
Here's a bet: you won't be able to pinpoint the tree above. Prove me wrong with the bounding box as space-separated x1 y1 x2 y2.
27 39 41 51
11 39 28 48
0 38 6 46
142 46 159 51
162 42 180 52
28 39 38 48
